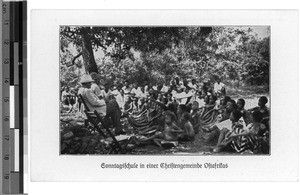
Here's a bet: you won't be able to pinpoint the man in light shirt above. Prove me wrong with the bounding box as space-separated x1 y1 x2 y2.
160 81 169 93
78 74 123 135
213 78 226 97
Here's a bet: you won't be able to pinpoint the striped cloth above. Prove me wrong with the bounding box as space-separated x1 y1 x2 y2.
229 123 263 153
128 100 164 133
198 104 219 131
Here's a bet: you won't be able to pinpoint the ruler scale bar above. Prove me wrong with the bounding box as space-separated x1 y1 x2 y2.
2 1 11 194
2 1 27 194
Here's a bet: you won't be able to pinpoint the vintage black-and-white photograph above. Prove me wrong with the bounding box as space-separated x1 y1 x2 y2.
59 26 270 155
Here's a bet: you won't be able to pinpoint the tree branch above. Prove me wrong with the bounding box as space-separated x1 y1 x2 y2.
66 52 82 67
72 52 82 64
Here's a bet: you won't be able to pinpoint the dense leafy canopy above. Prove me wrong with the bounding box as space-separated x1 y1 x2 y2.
60 26 269 88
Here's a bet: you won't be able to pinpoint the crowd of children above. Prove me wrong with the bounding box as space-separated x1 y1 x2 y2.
61 73 270 154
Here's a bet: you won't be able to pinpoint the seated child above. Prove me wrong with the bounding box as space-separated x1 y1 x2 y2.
177 104 191 123
199 94 218 111
202 100 238 142
244 111 268 137
178 112 195 141
209 95 218 109
205 95 217 108
190 101 200 134
248 96 269 119
142 111 184 145
166 101 178 114
213 110 243 152
217 96 231 111
237 98 248 122
215 99 237 123
226 110 268 153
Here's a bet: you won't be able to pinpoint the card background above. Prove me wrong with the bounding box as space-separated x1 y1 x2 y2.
28 0 299 194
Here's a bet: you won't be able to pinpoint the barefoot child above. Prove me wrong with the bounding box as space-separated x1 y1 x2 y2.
202 99 238 142
178 112 195 141
143 111 184 144
227 110 268 153
213 110 243 152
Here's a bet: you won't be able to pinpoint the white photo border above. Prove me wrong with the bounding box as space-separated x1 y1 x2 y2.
30 10 299 181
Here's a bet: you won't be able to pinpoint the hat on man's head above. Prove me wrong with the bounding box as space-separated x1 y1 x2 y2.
90 72 100 80
80 74 94 83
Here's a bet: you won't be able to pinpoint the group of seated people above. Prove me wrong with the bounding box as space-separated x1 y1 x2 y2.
65 73 269 154
201 95 270 153
134 93 269 154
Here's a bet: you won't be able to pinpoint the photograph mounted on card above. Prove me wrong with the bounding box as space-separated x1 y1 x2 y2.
30 10 298 181
59 25 270 156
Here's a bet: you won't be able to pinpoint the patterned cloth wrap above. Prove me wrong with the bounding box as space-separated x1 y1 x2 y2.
127 100 164 135
221 122 265 153
197 105 219 132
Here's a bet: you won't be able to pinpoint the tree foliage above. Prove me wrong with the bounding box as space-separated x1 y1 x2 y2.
60 26 270 88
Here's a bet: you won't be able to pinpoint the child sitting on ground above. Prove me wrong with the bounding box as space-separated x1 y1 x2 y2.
178 112 195 141
213 110 244 152
176 104 191 124
202 99 238 142
248 96 269 119
142 111 184 146
220 110 268 154
244 111 268 138
215 99 237 123
209 95 218 109
237 98 248 123
217 96 231 112
199 94 218 112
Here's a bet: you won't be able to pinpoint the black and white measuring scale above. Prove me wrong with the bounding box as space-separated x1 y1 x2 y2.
1 0 27 194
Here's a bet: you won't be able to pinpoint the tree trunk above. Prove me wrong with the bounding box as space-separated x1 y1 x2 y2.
81 27 98 74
